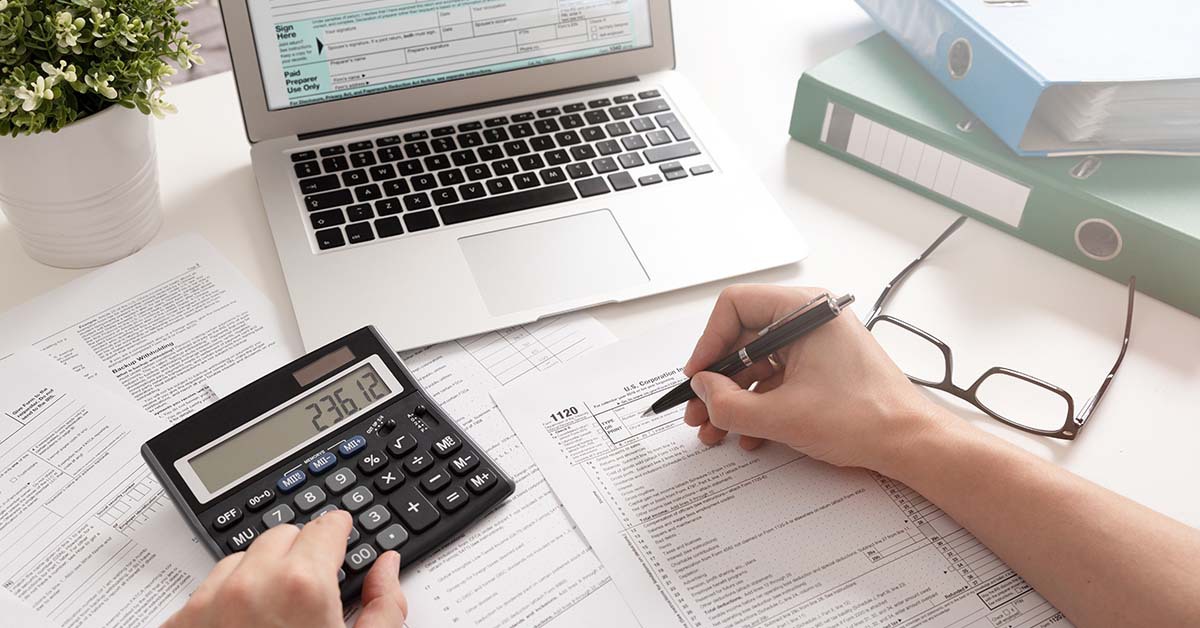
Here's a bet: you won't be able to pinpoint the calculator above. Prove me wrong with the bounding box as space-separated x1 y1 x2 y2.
142 326 514 600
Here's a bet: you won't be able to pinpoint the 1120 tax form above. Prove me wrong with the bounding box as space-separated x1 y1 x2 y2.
494 319 1069 628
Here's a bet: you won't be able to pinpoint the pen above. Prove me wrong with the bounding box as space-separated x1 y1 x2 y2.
642 292 855 417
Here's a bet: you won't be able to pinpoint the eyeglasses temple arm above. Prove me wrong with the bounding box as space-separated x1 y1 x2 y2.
1075 277 1136 425
869 216 968 321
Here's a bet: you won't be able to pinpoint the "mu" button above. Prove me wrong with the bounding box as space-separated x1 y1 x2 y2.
226 524 261 552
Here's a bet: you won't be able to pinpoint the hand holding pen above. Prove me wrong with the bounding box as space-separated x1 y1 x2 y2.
672 285 932 466
645 288 854 416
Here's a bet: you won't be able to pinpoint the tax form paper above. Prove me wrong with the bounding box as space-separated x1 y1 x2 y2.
494 319 1069 628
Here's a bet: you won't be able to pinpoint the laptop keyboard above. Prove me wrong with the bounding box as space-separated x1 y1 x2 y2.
288 88 714 251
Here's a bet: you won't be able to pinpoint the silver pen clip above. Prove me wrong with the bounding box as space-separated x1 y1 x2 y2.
758 293 832 337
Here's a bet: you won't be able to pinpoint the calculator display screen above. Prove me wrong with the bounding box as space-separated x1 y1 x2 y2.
188 363 391 494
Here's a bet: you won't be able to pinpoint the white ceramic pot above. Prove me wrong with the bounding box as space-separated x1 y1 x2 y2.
0 104 161 268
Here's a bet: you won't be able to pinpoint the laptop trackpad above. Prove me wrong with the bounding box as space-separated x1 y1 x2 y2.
459 210 649 316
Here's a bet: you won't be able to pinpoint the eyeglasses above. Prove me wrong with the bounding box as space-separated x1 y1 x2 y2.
865 216 1134 440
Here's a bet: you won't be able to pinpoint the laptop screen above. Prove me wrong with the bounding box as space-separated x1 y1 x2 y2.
248 0 655 111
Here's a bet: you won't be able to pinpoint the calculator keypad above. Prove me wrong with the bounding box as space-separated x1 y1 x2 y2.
278 469 306 493
198 393 512 602
308 451 338 474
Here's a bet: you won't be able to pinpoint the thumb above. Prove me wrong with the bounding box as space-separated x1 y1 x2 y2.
356 551 408 628
691 371 768 436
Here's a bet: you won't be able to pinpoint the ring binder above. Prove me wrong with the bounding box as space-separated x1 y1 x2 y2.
789 34 1200 317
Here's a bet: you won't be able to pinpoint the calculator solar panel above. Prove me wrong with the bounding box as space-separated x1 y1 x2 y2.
142 326 514 601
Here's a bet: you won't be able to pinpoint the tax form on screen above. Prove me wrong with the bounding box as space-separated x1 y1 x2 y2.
249 0 654 110
493 319 1071 628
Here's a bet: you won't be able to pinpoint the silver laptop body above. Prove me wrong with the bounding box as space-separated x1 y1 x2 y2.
223 0 806 349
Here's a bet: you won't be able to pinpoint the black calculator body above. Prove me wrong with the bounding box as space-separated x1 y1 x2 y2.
142 326 514 600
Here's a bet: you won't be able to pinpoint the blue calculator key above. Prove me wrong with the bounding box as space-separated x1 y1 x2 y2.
277 469 306 493
338 435 368 457
308 451 337 474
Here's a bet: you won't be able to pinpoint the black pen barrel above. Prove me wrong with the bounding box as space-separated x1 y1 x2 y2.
743 304 839 363
647 294 853 416
649 351 743 413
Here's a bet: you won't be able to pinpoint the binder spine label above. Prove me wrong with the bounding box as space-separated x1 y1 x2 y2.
820 101 1031 227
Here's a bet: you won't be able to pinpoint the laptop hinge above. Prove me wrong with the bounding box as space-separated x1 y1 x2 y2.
298 77 640 141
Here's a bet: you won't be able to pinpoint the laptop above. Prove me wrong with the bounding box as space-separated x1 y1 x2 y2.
223 0 807 349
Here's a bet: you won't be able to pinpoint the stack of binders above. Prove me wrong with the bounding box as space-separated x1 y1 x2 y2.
789 1 1200 317
854 0 1200 157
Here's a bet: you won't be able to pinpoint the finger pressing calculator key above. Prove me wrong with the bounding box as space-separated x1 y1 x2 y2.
142 326 515 602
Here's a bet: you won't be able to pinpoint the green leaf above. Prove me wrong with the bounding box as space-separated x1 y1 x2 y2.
0 0 200 134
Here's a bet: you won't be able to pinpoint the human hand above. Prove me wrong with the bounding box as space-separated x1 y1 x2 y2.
164 511 407 628
683 285 955 474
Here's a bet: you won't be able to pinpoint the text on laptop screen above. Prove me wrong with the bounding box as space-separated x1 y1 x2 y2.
249 0 655 111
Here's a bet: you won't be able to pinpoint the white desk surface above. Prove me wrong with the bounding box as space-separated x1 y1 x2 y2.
2 3 1197 528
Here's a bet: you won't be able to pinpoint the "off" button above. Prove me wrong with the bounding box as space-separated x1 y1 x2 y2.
212 506 243 531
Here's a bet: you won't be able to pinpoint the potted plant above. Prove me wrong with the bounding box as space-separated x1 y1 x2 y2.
0 0 202 268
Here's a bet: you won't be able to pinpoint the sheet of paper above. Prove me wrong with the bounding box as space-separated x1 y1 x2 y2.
0 351 212 627
348 313 638 627
0 235 300 423
494 319 1069 628
0 236 300 626
0 590 56 628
